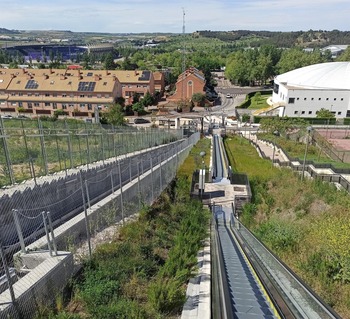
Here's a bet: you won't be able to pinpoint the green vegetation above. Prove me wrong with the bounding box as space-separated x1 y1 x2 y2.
35 138 210 319
224 135 350 317
0 118 178 187
239 91 271 109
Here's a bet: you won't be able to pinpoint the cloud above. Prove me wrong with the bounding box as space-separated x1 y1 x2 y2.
1 0 350 33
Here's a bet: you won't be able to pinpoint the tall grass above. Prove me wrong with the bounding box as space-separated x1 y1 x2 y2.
224 134 350 318
35 139 210 319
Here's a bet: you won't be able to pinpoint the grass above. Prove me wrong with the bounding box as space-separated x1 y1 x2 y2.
261 133 350 169
224 134 350 318
34 138 210 319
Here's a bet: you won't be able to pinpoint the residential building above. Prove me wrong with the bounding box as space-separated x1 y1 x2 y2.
0 68 157 119
0 68 122 119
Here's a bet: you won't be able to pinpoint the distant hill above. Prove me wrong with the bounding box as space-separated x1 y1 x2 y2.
0 28 19 34
193 30 350 48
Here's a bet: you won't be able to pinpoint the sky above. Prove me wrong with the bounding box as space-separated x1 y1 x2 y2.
1 0 350 34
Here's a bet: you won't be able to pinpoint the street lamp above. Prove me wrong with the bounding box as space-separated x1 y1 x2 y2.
301 126 313 181
199 151 206 197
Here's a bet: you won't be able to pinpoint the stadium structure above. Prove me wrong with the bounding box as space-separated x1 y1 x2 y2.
256 62 350 119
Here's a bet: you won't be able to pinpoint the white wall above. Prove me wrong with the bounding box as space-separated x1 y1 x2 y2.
272 80 350 118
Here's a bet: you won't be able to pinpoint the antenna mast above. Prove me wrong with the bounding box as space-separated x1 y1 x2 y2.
181 8 186 106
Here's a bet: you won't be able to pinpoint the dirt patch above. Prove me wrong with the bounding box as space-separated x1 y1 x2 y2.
309 199 330 216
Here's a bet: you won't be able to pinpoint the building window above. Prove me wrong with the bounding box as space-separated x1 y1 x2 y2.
304 98 307 101
88 95 92 98
341 98 344 101
311 98 314 101
273 83 279 94
318 98 321 100
35 93 40 97
294 111 298 114
62 104 67 109
28 103 32 109
45 93 50 97
69 104 74 108
53 103 57 109
309 111 312 114
88 104 92 110
53 93 57 97
45 102 50 106
188 81 193 86
34 103 39 107
19 93 23 96
19 102 23 107
301 111 305 114
11 93 16 96
97 94 102 98
80 94 85 98
62 93 67 97
288 98 295 104
338 111 342 115
80 103 85 108
326 98 329 100
105 94 109 98
28 93 32 96
334 98 337 101
11 102 16 106
297 98 300 100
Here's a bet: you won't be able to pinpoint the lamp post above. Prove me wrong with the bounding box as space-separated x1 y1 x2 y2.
301 126 313 181
199 151 206 197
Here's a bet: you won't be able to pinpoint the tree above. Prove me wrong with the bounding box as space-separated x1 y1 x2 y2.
191 93 206 107
103 52 116 70
142 91 154 107
103 103 125 126
132 102 145 114
316 108 335 118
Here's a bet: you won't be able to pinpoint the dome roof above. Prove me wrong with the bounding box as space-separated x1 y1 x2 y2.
275 62 350 90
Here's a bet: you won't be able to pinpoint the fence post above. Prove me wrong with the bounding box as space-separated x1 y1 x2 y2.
79 171 92 258
118 161 125 224
137 162 141 209
12 209 26 254
42 211 52 256
0 236 16 307
150 155 154 202
64 120 74 169
85 180 91 209
38 119 49 175
129 157 132 182
159 158 162 192
29 157 37 185
111 172 114 194
47 211 58 256
0 117 15 185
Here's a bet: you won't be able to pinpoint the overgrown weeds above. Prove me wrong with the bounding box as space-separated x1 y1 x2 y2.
224 134 350 318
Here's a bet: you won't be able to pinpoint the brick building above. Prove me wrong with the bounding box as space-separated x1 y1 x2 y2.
0 68 160 119
167 67 206 102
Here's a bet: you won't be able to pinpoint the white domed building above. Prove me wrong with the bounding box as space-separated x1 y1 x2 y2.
268 62 350 118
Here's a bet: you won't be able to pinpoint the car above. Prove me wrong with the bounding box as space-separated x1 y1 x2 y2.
134 118 150 124
226 94 232 98
1 115 13 119
17 115 29 119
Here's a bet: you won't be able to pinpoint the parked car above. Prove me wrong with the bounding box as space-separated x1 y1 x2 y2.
1 115 13 119
134 118 150 124
226 94 232 98
17 115 29 119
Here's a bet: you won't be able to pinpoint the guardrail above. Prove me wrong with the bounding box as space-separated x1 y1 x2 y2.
230 215 341 319
251 139 350 194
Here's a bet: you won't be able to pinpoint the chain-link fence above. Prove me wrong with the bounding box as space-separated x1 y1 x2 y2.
0 132 200 319
0 117 183 187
